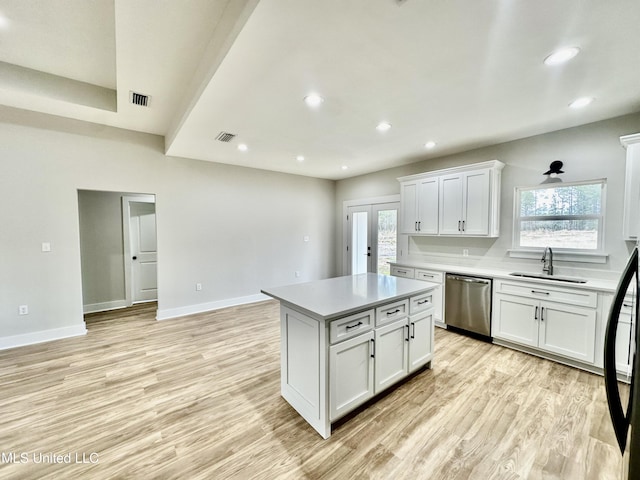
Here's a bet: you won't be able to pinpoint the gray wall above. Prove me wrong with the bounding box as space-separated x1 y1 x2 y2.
336 112 640 278
0 107 335 341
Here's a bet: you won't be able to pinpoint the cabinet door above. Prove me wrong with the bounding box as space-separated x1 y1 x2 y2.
329 331 374 421
400 181 418 234
374 319 409 394
417 177 439 234
462 169 490 235
538 302 597 363
492 293 538 347
439 173 463 235
408 312 433 372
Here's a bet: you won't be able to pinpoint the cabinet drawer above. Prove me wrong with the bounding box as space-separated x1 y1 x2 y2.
494 280 597 308
330 309 374 345
376 299 409 326
410 291 435 315
391 266 415 279
415 269 443 283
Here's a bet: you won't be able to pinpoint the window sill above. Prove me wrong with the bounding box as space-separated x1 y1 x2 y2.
507 249 608 264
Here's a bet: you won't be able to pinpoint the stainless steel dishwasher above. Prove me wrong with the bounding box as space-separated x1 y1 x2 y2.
445 273 492 337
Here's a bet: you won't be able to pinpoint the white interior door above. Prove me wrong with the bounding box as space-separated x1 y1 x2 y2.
123 196 157 304
346 202 399 275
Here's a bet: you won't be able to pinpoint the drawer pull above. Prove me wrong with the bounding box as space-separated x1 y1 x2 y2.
397 270 407 274
421 274 435 278
345 321 363 330
623 303 633 308
387 309 401 316
417 299 430 305
531 290 550 295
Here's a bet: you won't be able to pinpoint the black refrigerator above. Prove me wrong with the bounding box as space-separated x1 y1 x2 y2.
604 246 639 479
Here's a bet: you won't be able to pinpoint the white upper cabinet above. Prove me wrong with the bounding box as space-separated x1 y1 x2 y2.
398 160 504 237
621 133 640 240
400 176 438 234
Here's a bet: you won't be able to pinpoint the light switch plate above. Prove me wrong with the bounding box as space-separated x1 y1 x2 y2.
42 242 51 252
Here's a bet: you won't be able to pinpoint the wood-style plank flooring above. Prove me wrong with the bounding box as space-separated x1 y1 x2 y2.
0 301 626 479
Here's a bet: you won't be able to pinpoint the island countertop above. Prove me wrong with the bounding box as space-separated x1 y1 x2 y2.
261 273 437 321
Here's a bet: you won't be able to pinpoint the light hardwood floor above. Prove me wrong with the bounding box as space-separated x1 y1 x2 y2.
0 301 626 479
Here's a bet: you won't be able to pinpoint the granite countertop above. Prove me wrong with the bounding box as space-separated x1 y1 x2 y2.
261 273 437 321
390 261 620 293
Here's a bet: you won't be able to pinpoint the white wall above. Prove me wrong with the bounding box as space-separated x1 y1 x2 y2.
336 112 640 279
0 107 335 347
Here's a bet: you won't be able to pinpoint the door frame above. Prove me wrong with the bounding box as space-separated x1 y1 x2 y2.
122 195 156 306
342 195 400 276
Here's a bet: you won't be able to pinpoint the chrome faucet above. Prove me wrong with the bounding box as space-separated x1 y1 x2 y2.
541 247 554 276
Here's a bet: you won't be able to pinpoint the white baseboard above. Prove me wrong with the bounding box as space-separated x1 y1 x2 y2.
156 293 271 321
0 324 87 351
83 300 128 314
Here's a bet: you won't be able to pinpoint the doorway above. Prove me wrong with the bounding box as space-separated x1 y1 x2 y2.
78 190 157 314
123 196 158 304
344 196 399 275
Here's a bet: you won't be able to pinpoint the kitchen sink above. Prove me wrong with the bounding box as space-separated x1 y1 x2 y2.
508 272 588 284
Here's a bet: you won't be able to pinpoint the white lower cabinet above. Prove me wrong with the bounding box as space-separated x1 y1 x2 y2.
329 331 374 421
392 266 444 327
493 280 597 364
408 311 434 371
329 299 434 422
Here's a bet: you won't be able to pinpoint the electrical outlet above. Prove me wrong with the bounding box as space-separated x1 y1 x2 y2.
19 305 29 315
196 283 202 291
42 242 51 252
295 271 301 278
462 249 469 257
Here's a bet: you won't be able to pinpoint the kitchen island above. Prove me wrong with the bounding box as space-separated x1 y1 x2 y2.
261 273 437 438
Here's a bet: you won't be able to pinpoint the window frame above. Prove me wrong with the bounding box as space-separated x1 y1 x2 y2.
512 178 607 255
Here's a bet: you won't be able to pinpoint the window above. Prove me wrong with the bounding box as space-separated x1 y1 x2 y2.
513 179 606 252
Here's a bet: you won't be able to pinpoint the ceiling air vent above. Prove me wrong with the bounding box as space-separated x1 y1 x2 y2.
215 131 236 143
129 91 150 107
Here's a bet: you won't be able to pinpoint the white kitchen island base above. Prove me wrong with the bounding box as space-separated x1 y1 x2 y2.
263 273 437 438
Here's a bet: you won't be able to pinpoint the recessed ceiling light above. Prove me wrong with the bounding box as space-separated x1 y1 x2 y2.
544 47 580 66
341 165 349 170
424 141 437 149
304 93 324 108
237 143 248 151
296 155 305 162
0 12 10 29
569 97 594 109
376 122 392 132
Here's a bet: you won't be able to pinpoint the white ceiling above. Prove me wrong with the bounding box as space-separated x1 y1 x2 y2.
1 0 639 180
